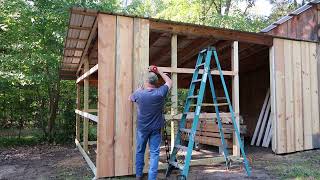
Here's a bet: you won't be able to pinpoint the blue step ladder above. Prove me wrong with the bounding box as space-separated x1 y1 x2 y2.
165 47 251 179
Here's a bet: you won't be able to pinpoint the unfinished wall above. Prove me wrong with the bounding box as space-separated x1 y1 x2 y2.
96 14 149 178
270 38 320 154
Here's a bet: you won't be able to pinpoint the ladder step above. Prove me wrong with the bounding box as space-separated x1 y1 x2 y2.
192 79 202 83
190 103 229 107
175 144 188 151
169 161 184 170
196 63 205 68
187 95 198 99
180 128 192 134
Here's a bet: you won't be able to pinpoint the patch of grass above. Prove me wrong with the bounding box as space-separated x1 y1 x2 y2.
266 161 320 179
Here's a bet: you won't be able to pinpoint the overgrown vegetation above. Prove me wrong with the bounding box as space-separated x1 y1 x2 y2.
0 0 310 146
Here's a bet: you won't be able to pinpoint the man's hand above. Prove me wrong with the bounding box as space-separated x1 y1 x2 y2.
149 65 159 74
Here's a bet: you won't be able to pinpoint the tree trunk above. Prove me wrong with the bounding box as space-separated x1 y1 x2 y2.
224 0 232 15
47 78 60 142
18 117 23 139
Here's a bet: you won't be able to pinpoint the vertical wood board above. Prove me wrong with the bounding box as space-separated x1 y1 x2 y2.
284 40 295 153
269 46 277 152
309 43 320 148
97 14 116 178
232 41 240 156
132 18 149 172
292 41 304 151
83 59 89 152
274 38 287 154
171 34 178 152
76 84 81 141
301 41 313 150
115 16 134 175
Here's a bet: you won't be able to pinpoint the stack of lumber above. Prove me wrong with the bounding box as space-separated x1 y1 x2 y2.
184 119 246 149
251 89 272 147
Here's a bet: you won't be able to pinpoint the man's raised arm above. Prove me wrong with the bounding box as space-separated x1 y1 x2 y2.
149 65 172 89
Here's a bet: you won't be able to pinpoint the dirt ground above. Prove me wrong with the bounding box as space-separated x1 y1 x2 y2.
0 144 319 180
0 145 92 180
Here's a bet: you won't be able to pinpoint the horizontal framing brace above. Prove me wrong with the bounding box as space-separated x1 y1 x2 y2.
75 109 98 123
81 141 97 146
158 67 236 76
165 112 239 120
75 139 97 176
76 64 98 83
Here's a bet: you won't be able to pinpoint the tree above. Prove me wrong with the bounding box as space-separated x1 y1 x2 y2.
0 0 121 142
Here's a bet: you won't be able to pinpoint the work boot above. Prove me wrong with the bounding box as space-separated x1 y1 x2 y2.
136 176 143 180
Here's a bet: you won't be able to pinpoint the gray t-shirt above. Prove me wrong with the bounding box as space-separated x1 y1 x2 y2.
131 85 169 131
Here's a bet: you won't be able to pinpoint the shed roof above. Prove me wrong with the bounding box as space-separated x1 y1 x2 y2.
60 7 274 80
261 0 320 33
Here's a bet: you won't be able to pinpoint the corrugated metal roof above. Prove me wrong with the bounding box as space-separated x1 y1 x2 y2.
261 0 319 33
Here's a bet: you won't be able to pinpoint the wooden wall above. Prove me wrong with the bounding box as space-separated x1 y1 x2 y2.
267 5 319 42
270 38 320 154
96 14 149 178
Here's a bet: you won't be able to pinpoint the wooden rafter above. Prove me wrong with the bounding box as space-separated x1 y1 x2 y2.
67 37 88 41
65 48 84 51
150 37 171 63
70 25 91 31
178 39 219 67
76 17 98 75
149 32 163 47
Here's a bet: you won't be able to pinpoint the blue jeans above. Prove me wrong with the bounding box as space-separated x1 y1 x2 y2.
136 129 161 180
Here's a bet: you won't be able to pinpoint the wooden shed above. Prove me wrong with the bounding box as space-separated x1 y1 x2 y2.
60 5 320 178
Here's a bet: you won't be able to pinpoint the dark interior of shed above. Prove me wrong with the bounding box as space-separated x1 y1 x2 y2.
149 31 270 146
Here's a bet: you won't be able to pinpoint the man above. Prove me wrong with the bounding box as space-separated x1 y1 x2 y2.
130 66 172 180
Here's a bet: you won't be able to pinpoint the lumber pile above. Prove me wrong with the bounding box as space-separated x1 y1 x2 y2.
184 119 246 149
251 89 272 147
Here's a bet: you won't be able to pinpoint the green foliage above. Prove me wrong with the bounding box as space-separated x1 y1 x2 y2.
0 128 44 147
0 0 121 143
124 0 270 32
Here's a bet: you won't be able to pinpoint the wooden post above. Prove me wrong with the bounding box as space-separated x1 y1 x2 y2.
83 57 89 152
132 18 149 172
76 83 81 141
231 41 240 157
269 45 277 152
97 14 116 178
171 34 178 151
